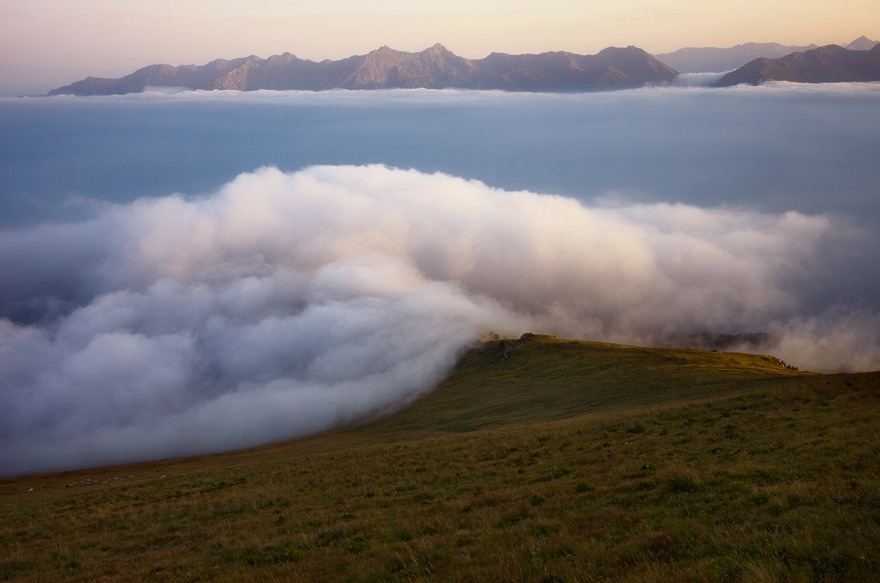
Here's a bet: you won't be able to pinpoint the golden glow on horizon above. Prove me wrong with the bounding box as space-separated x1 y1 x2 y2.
0 0 877 95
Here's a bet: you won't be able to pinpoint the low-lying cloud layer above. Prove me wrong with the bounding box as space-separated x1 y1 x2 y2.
5 83 880 228
1 165 877 476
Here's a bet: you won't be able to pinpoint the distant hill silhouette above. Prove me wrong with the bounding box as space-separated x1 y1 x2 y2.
715 43 880 87
654 42 818 73
846 35 880 51
654 36 878 73
48 44 678 96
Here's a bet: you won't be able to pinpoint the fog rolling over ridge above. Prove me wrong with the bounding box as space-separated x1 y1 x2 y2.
1 164 879 477
1 84 879 476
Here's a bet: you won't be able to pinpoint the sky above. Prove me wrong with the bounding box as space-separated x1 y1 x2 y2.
1 0 878 96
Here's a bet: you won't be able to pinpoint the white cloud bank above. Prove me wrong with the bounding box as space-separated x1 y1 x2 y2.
1 165 876 476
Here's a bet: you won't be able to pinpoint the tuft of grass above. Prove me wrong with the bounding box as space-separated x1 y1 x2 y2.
662 463 702 493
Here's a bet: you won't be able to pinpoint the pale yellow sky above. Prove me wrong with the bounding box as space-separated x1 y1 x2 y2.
1 0 877 95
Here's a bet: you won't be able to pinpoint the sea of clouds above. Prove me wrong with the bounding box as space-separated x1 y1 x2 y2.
1 164 879 476
5 83 880 227
2 84 880 476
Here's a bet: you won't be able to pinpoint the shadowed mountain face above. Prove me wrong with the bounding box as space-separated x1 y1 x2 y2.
715 44 880 87
48 44 678 96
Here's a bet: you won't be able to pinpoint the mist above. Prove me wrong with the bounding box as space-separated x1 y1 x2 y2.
3 84 880 227
1 164 878 477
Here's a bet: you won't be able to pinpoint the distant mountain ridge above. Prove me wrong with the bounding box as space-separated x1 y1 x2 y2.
715 43 880 87
654 42 819 73
48 44 678 96
847 35 880 51
654 36 878 73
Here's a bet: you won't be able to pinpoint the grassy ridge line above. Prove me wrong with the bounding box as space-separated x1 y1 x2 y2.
1 336 878 582
352 334 807 438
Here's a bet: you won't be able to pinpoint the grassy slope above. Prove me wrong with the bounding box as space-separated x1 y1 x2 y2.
1 336 878 582
355 335 806 437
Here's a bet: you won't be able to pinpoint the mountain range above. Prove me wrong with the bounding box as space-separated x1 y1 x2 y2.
45 36 880 96
48 44 677 96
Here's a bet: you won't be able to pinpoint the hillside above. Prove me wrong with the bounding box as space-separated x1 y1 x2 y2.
47 45 678 96
2 335 878 582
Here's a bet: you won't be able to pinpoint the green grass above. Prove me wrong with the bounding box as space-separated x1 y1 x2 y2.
1 335 878 582
355 335 807 437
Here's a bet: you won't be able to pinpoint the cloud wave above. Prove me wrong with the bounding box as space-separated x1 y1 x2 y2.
1 165 876 476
